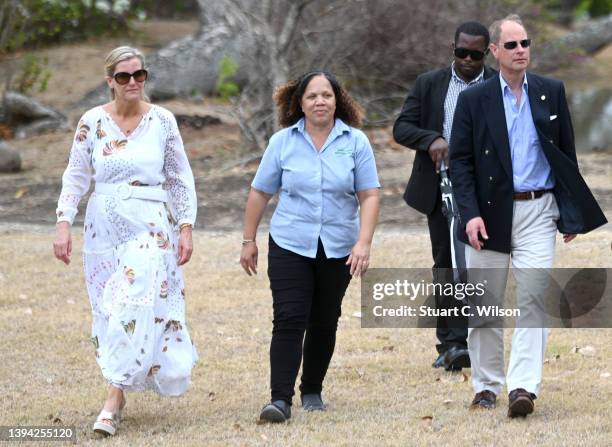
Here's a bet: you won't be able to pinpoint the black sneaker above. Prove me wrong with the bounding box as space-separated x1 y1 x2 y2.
259 400 291 423
301 393 326 411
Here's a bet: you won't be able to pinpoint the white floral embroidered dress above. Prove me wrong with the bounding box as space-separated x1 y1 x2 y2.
56 104 198 396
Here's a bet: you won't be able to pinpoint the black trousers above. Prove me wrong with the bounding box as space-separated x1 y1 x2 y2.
267 236 351 404
426 193 468 353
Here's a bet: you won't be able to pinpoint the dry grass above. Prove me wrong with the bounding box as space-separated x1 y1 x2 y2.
0 227 610 446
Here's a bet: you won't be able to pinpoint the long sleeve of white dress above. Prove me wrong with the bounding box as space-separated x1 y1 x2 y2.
161 112 197 227
56 115 94 224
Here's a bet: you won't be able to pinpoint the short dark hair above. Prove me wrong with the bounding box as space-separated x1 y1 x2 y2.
273 71 363 128
454 21 490 47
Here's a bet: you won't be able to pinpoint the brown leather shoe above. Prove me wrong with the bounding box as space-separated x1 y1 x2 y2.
470 390 496 410
508 388 535 418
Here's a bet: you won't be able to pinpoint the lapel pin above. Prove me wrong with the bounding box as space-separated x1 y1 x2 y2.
541 95 546 100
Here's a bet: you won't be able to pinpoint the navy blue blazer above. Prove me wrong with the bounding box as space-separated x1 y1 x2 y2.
449 72 607 254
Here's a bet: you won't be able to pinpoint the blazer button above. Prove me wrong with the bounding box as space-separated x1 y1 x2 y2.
487 201 491 205
489 176 493 181
485 149 489 155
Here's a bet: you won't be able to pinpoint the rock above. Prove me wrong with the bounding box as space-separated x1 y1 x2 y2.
1 91 68 139
0 142 22 172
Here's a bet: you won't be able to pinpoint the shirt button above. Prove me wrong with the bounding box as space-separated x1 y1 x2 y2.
485 149 489 155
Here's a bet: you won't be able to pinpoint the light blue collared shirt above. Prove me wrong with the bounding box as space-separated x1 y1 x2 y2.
252 118 380 258
500 74 554 192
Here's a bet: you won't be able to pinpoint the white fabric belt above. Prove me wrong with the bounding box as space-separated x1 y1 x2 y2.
95 183 168 202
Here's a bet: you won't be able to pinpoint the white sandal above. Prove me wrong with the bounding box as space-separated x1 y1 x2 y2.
93 409 117 437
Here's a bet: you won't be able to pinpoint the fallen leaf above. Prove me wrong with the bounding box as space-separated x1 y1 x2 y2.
14 187 28 199
443 399 454 405
382 345 395 352
233 423 242 430
52 417 62 424
208 391 216 401
544 354 561 364
419 416 433 430
573 345 596 357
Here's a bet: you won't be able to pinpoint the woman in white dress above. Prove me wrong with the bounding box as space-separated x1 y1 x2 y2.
52 46 198 437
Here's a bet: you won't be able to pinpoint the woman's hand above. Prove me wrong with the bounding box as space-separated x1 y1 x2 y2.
53 222 72 265
346 239 371 278
240 241 258 276
177 226 193 265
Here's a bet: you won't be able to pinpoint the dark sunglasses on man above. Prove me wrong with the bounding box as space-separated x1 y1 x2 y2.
502 39 531 50
453 48 488 61
113 69 148 85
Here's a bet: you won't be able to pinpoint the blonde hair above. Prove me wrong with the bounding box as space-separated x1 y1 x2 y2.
489 14 524 44
104 46 148 100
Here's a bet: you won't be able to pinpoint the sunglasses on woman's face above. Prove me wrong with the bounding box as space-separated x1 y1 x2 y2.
113 69 148 85
454 48 487 61
502 39 531 50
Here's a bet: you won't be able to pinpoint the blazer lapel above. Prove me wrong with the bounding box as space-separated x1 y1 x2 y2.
526 73 551 139
483 76 513 182
432 67 452 132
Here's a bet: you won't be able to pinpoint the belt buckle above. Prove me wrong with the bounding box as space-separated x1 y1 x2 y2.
116 183 132 199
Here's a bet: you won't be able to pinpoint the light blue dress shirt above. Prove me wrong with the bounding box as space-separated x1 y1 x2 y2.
500 74 554 192
252 118 380 259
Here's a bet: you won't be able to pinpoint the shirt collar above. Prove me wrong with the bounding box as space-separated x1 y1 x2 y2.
290 117 350 136
500 72 528 97
450 62 485 85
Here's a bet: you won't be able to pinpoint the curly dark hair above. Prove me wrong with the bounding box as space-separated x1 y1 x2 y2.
273 71 364 128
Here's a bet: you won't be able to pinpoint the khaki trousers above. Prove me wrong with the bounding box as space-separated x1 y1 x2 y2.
466 192 559 396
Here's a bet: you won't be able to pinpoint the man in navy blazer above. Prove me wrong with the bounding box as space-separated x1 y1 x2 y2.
450 14 606 417
393 22 497 371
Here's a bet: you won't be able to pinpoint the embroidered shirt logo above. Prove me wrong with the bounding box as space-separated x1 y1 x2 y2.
334 147 353 156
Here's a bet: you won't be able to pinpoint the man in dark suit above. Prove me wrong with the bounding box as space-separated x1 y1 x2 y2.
393 22 497 371
450 14 607 417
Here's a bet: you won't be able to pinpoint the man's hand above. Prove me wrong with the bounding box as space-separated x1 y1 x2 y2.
466 217 488 251
428 137 449 173
563 234 577 243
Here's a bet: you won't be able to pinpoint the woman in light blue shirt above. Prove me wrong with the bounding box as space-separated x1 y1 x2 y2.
240 71 380 423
